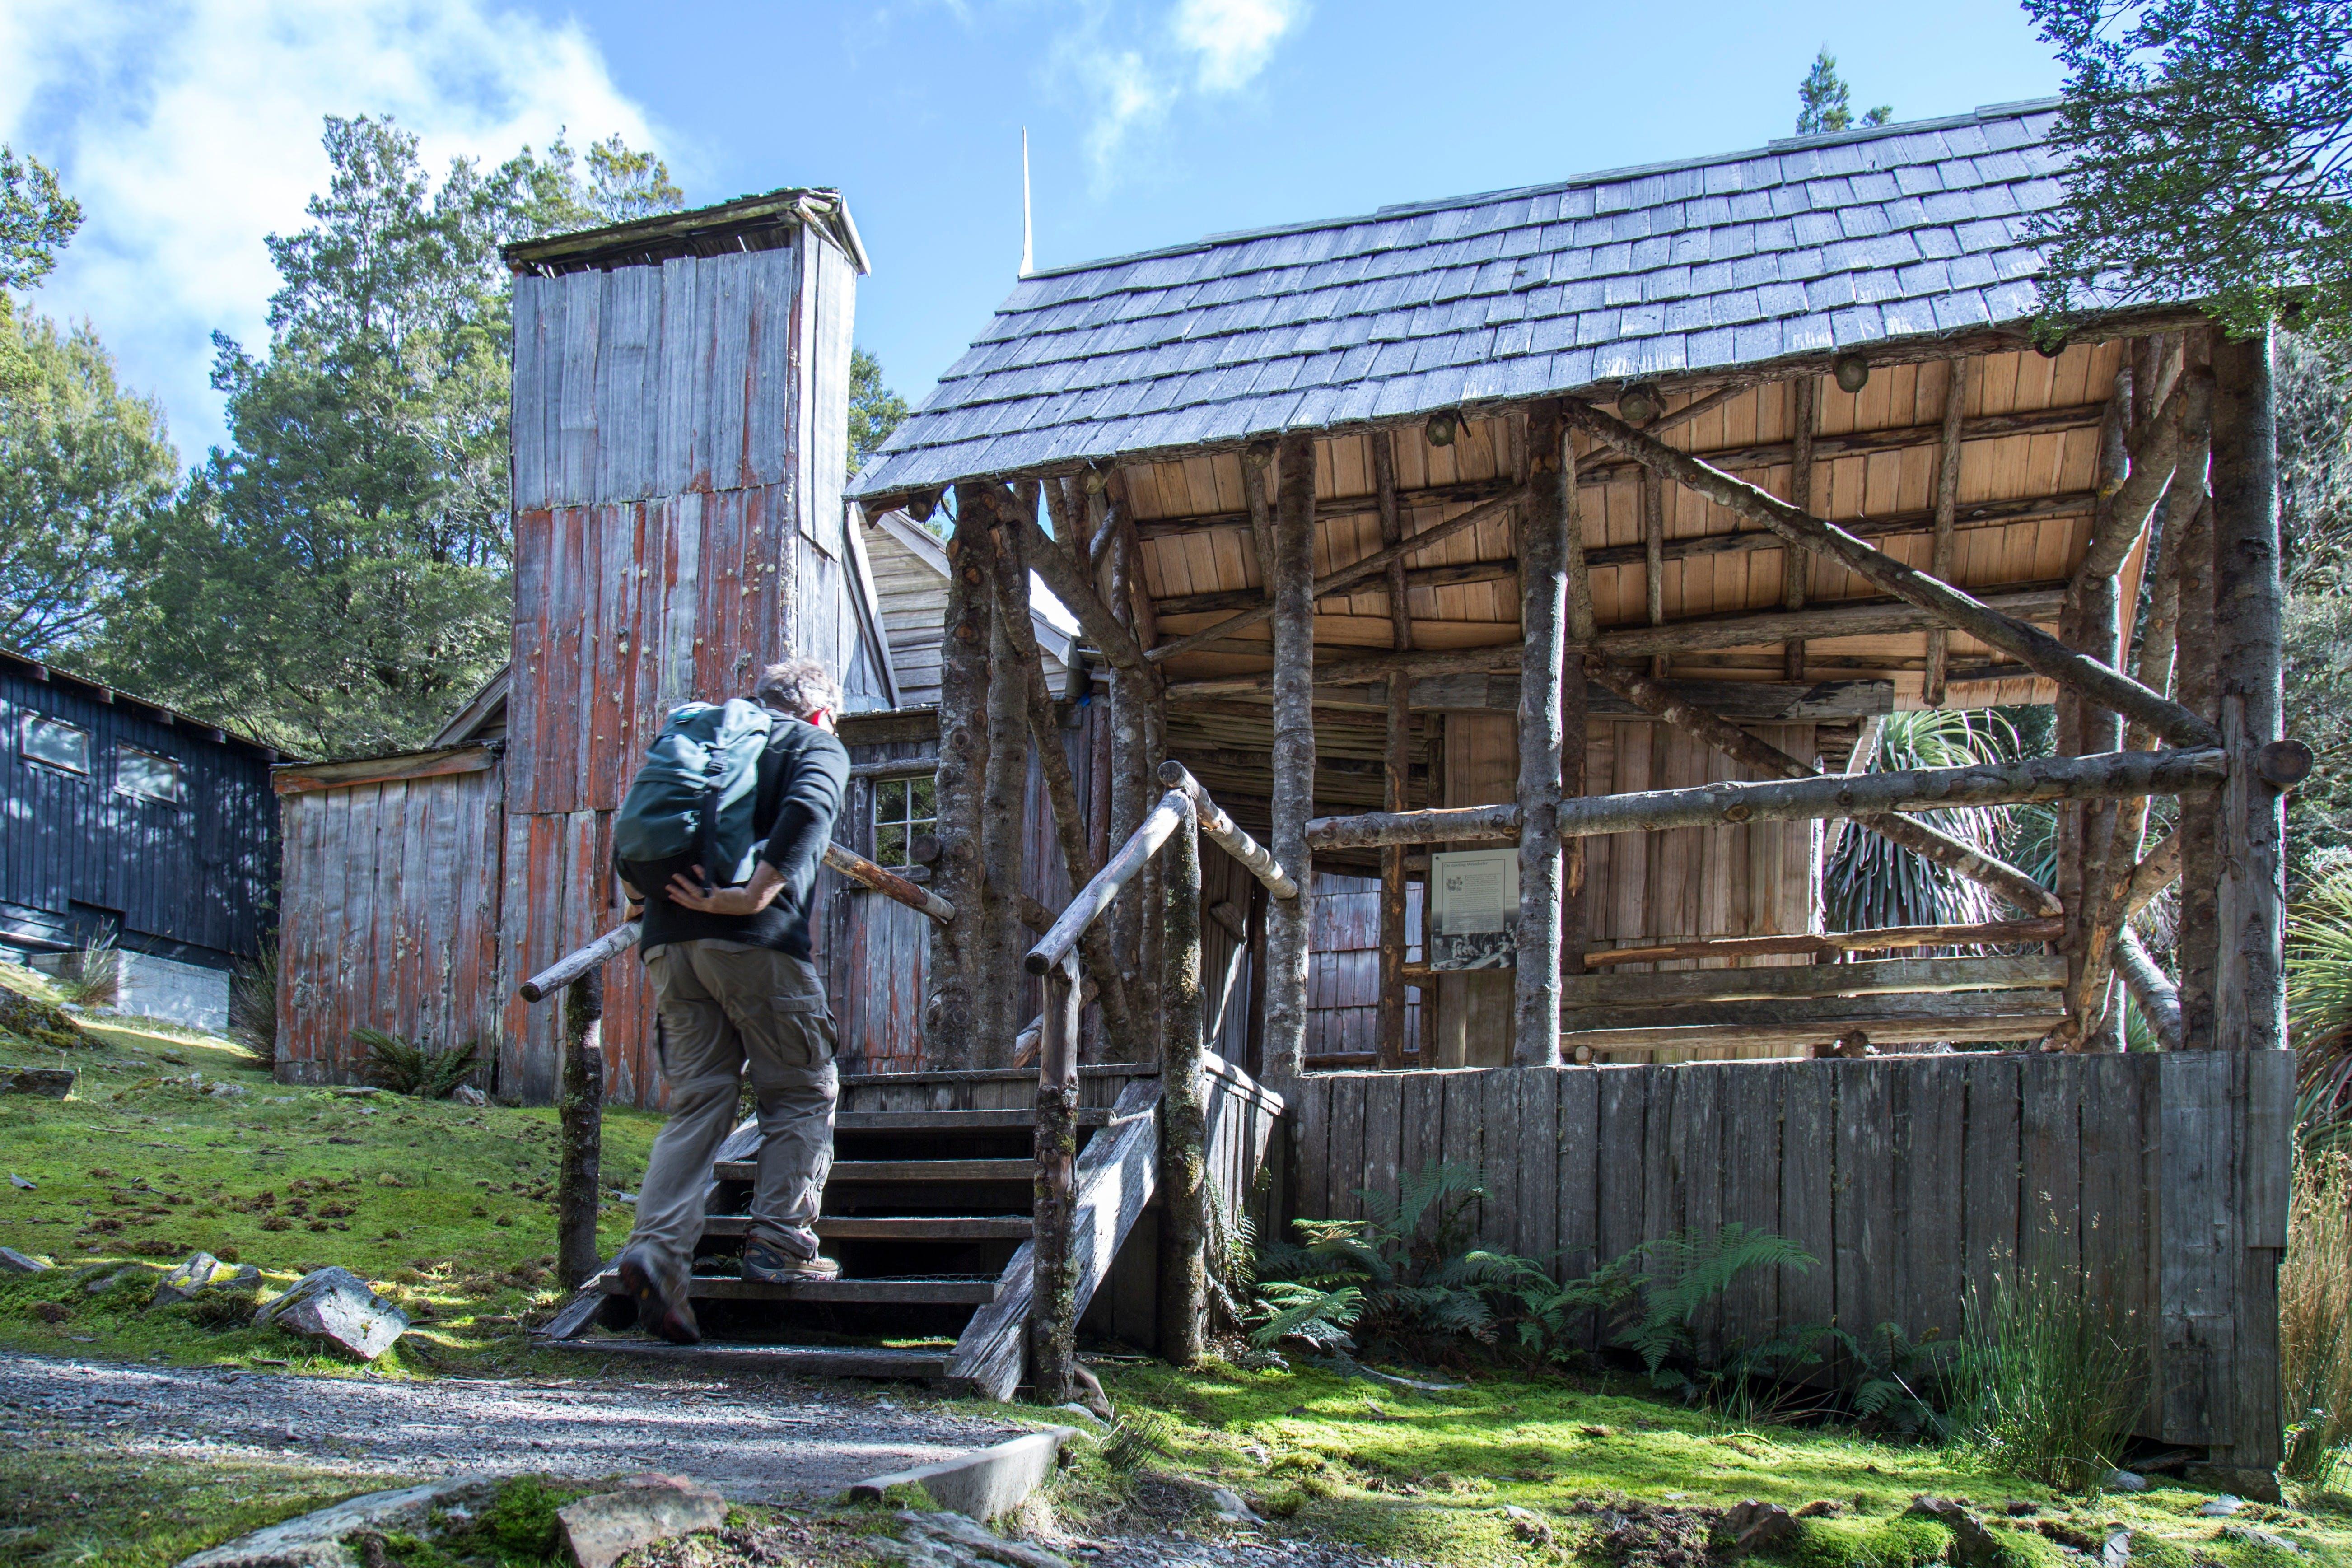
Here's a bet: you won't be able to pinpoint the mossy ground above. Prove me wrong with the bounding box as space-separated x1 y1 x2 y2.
9 966 2352 1568
1045 1358 2352 1568
0 961 663 1376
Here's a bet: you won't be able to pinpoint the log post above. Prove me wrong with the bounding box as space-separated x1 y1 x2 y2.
2176 336 2222 1048
2211 328 2287 1056
1642 470 1667 679
1028 951 1083 1405
929 487 997 1067
556 967 604 1290
1923 358 1969 706
1783 375 1815 681
986 502 1142 1064
1158 799 1207 1363
1515 403 1570 1067
980 492 1032 1065
1374 432 1412 1070
1263 431 1318 1082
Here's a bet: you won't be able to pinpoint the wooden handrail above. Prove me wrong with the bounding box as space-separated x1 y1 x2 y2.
1024 789 1191 975
520 921 642 1002
1157 761 1299 899
823 842 955 923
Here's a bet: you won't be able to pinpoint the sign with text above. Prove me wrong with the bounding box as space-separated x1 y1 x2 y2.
1429 847 1517 970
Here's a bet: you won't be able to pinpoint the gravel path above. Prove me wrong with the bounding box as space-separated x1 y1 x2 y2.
0 1350 1026 1503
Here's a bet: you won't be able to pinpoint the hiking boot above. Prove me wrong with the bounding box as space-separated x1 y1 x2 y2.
742 1233 841 1284
614 1244 700 1345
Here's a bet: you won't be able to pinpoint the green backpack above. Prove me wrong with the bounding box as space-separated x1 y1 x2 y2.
611 700 775 887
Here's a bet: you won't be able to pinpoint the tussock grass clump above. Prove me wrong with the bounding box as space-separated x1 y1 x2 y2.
1958 1263 2146 1491
2287 1152 2352 1485
354 1028 479 1099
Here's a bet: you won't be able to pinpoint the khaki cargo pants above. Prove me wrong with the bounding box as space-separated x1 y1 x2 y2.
625 940 838 1282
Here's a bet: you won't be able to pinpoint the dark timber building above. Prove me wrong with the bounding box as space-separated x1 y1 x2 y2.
0 647 280 1030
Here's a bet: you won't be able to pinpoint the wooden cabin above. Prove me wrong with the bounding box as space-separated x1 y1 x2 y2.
0 647 280 1031
848 101 2294 1474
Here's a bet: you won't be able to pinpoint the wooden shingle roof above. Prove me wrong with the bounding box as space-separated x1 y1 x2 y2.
854 101 2095 496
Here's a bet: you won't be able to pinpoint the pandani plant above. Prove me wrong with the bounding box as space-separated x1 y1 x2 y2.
1823 709 2024 933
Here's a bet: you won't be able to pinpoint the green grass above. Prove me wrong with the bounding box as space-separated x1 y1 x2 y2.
0 1437 413 1567
0 961 663 1375
1059 1359 2352 1568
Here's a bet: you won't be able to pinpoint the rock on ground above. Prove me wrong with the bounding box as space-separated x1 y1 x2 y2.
2 1068 76 1098
152 1252 261 1308
252 1267 407 1361
0 987 84 1050
558 1474 728 1568
0 1246 51 1273
175 1479 496 1567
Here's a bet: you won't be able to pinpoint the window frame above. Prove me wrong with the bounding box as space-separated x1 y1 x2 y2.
869 770 939 871
112 743 189 807
20 713 92 777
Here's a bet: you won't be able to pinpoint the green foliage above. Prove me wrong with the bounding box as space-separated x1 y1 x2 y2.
0 143 81 292
228 941 279 1071
2281 334 2352 885
1249 1161 1504 1353
354 1027 480 1099
1956 1262 2147 1490
1795 48 1891 137
1824 709 2025 932
2026 0 2352 337
2291 865 2352 1147
91 116 675 758
1102 1409 1176 1471
55 930 121 1009
0 312 180 657
849 346 910 481
2286 1151 2352 1485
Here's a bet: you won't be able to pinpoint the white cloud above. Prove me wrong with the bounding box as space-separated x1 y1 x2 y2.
0 0 668 460
1057 0 1309 188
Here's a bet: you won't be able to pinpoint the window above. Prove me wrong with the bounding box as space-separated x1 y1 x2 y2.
114 745 187 805
872 774 937 868
22 714 89 775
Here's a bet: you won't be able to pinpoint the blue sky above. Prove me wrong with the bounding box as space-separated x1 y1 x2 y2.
1 0 2066 460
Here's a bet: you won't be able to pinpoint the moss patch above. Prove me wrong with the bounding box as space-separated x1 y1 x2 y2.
0 962 662 1377
1059 1359 2352 1568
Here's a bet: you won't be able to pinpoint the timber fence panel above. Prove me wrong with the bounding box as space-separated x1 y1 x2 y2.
1277 1055 2270 1450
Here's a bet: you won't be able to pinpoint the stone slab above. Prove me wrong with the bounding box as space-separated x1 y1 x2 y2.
847 1428 1077 1521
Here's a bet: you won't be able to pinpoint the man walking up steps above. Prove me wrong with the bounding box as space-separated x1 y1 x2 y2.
611 656 852 1345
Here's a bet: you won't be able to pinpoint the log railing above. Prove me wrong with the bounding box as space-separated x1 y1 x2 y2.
516 838 958 1290
1021 761 1296 1402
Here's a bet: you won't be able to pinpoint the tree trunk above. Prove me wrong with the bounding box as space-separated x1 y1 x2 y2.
2211 329 2287 1055
557 968 604 1290
1782 375 1815 681
984 505 1141 1065
1262 431 1318 1083
1374 431 1412 1070
1157 806 1207 1364
1027 954 1082 1404
980 542 1029 1065
1515 404 1568 1067
929 488 997 1067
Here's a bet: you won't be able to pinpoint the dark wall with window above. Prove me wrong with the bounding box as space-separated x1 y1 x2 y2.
0 656 280 969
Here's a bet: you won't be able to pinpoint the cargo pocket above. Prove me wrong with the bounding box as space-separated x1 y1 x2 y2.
770 994 837 1069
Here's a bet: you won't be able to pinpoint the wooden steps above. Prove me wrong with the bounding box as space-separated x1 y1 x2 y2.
833 1108 1114 1132
700 1215 1034 1241
543 1085 1169 1391
591 1270 1002 1305
546 1338 953 1381
716 1157 1031 1184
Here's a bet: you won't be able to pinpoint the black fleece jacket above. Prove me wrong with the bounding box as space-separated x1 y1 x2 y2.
631 715 849 961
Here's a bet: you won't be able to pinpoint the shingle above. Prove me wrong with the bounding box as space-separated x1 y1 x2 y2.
1983 280 2040 320
1603 273 1645 307
1793 211 1843 247
1805 273 1858 311
1757 281 1809 317
1932 291 1991 331
1730 253 1783 288
1915 227 1963 260
1829 303 1883 346
1683 326 1738 369
1853 268 1905 304
1576 309 1623 346
1946 253 1999 289
1880 299 1940 336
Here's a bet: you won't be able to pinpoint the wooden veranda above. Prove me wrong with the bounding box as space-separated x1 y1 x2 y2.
848 102 2297 1474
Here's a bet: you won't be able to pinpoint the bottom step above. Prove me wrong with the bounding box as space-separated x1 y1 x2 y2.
592 1271 1001 1305
544 1335 951 1382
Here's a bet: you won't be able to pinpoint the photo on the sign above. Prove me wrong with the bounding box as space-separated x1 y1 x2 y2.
1428 847 1517 971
